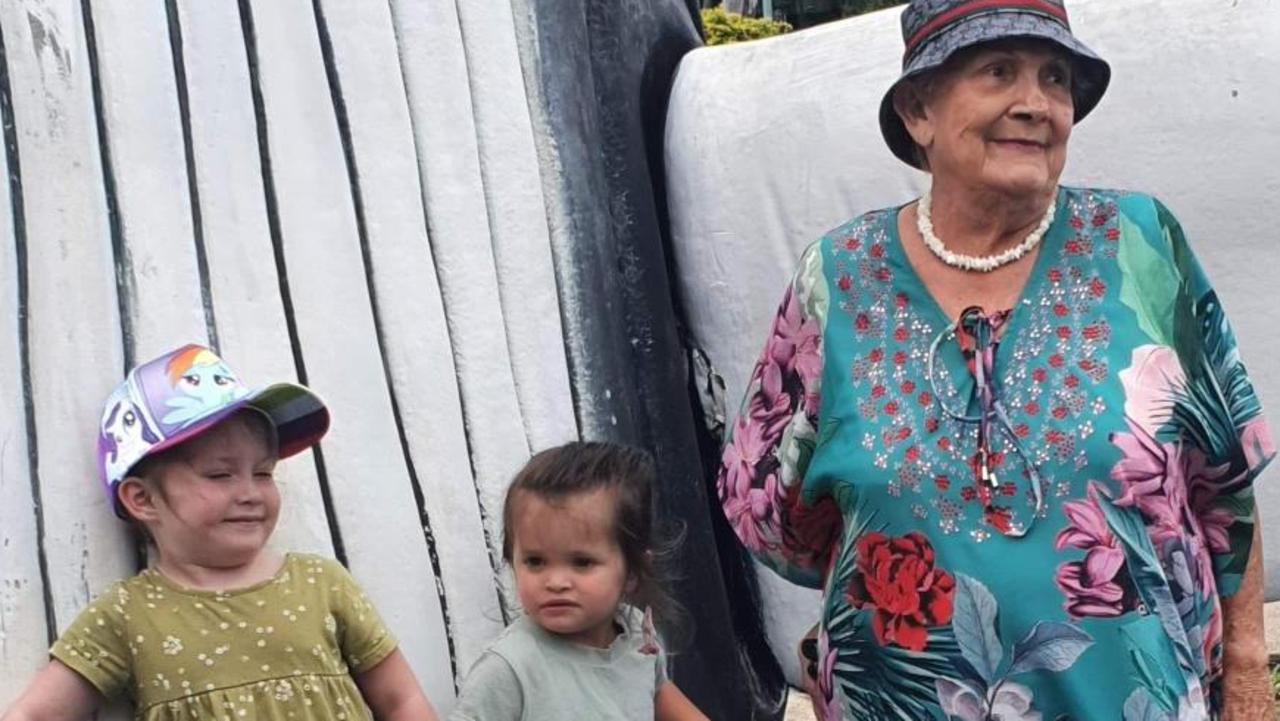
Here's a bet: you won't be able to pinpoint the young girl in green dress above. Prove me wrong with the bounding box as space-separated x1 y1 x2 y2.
2 344 438 721
450 441 707 721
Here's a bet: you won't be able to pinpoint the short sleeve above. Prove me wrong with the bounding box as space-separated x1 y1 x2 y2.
322 559 399 672
450 652 523 721
49 583 133 698
1149 197 1275 596
716 241 843 588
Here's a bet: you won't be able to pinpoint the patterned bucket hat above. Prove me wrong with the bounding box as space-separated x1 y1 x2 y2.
97 344 330 516
880 0 1111 168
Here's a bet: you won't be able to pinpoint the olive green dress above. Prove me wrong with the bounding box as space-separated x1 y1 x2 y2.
52 553 397 720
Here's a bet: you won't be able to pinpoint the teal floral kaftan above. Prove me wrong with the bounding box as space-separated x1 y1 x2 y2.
717 187 1275 720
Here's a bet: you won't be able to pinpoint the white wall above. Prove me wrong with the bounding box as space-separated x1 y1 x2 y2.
666 0 1280 686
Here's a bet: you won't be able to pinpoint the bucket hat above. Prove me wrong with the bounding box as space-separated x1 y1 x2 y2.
97 344 329 516
880 0 1111 168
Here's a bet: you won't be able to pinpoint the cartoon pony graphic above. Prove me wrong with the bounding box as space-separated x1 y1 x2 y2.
161 346 247 427
99 384 161 485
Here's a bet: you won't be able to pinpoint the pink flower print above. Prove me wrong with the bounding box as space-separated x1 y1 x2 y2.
1109 418 1183 507
1118 345 1186 437
1240 417 1277 476
722 469 781 553
720 416 769 502
1054 484 1136 618
747 359 794 439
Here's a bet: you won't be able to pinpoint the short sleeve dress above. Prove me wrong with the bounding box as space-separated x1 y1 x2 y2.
51 553 397 720
717 187 1275 720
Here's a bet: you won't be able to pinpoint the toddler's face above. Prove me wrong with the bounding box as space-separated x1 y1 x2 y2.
146 416 280 567
511 489 631 648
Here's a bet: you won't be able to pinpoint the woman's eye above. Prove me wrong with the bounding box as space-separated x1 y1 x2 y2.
206 472 232 481
254 471 274 481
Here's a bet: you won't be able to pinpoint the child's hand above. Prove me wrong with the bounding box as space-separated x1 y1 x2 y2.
654 681 709 721
1 660 102 721
354 649 439 721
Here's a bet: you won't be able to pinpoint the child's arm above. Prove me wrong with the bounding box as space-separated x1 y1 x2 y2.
654 681 709 721
1 660 103 721
353 649 438 721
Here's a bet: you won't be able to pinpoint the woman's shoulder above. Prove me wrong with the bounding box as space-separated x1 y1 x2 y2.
1062 186 1176 222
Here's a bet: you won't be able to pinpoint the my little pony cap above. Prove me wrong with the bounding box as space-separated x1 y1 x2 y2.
97 344 330 516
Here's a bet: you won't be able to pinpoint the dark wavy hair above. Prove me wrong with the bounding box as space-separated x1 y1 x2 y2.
501 441 682 631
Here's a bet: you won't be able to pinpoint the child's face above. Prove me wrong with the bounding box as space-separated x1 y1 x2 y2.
511 489 632 648
143 416 280 567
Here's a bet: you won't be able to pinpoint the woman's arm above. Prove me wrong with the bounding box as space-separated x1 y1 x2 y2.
354 649 439 721
1219 517 1274 720
1 660 103 721
654 681 709 721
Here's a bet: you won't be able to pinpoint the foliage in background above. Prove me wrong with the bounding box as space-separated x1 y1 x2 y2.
701 6 793 45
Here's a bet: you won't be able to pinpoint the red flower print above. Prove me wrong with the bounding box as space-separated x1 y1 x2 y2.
1049 354 1064 369
1089 277 1107 297
894 326 909 343
1082 323 1107 342
895 427 912 442
1064 375 1080 389
1047 268 1063 283
919 392 934 408
934 475 950 491
869 243 885 259
884 401 900 416
960 486 977 502
1092 212 1108 227
1069 216 1084 230
876 267 892 282
924 416 939 433
868 348 884 363
1045 429 1066 445
1105 227 1120 241
1056 326 1072 340
871 384 886 399
838 275 852 292
937 437 951 451
1032 368 1047 383
845 532 955 652
1000 482 1018 498
1024 401 1040 415
893 351 907 366
900 380 916 394
1014 424 1030 438
844 236 861 251
894 292 909 309
984 506 1013 534
1065 240 1083 255
905 446 920 463
855 313 870 332
1053 303 1069 317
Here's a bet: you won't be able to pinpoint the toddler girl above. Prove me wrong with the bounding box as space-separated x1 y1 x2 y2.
2 344 437 721
450 441 707 721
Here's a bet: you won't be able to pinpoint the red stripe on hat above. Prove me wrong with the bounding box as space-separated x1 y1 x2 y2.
905 0 1070 58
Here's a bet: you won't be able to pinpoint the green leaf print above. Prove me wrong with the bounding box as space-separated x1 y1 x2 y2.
1117 213 1179 346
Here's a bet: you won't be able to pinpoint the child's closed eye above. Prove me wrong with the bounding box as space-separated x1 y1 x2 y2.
571 556 598 569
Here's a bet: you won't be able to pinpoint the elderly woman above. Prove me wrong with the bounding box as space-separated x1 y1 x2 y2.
716 0 1275 718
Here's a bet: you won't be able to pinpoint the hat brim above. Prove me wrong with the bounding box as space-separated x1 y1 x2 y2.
880 11 1111 169
111 382 329 516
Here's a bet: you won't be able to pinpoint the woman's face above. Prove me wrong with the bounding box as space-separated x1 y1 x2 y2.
905 40 1075 199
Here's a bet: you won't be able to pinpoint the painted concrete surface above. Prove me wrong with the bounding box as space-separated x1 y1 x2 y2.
667 0 1280 687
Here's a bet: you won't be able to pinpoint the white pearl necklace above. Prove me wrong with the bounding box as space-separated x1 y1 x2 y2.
917 190 1057 272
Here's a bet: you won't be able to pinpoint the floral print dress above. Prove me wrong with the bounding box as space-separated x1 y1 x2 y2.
51 554 397 720
717 187 1274 720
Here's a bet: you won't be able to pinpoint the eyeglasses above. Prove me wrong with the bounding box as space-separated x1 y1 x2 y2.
926 306 1044 538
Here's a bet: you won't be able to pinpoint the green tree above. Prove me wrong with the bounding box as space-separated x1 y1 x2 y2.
701 6 793 45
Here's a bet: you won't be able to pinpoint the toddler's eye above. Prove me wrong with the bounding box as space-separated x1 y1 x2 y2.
572 557 597 570
522 557 544 569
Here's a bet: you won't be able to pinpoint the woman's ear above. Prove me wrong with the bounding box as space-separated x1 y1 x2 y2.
117 476 161 524
893 80 935 153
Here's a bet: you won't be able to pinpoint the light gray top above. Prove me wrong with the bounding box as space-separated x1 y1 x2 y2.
450 607 668 721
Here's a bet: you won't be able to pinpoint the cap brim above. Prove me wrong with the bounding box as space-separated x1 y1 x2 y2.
880 13 1111 169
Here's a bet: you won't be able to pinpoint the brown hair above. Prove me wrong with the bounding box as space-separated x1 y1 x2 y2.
502 441 681 629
